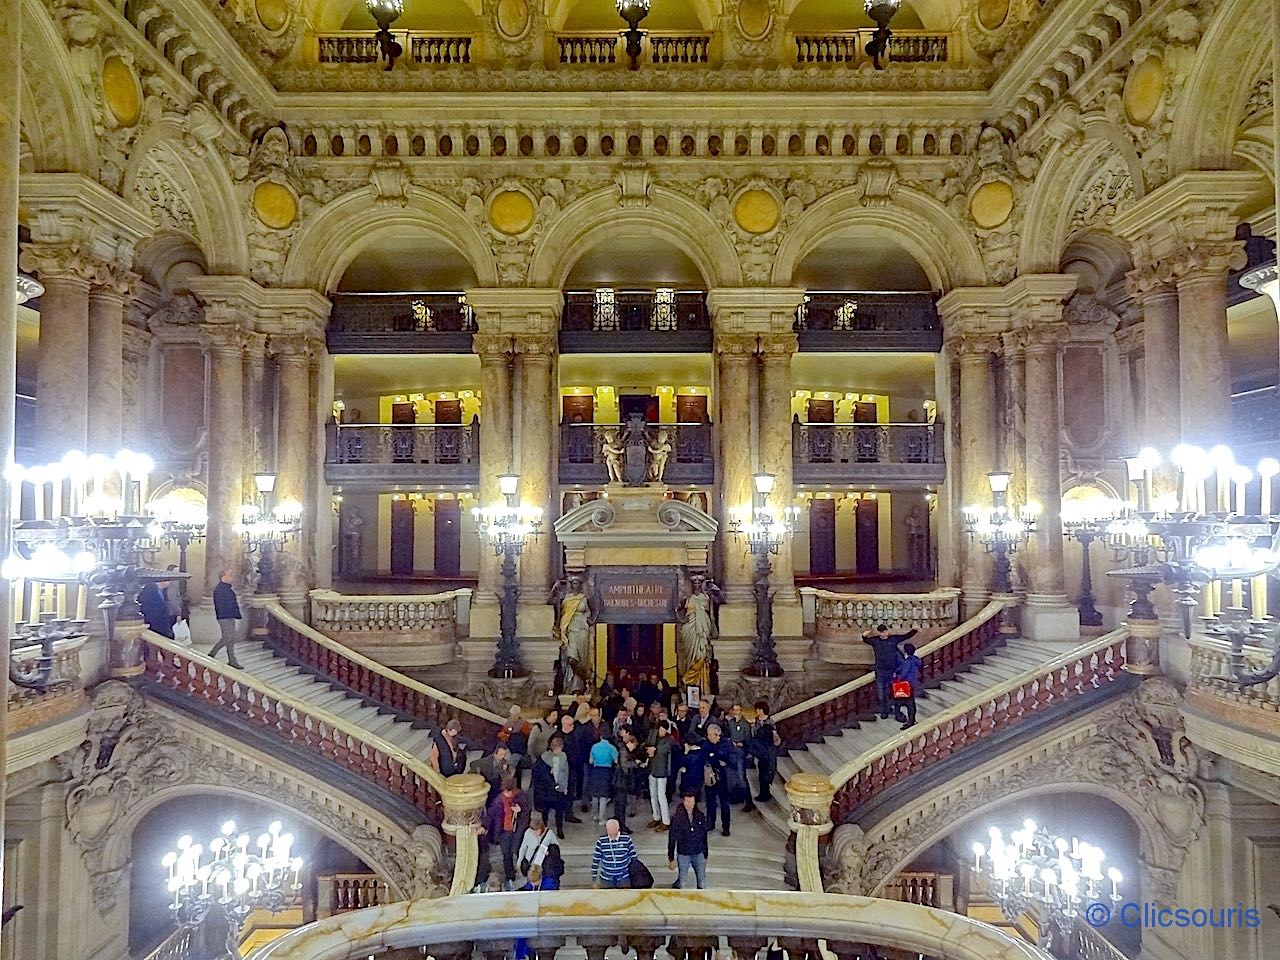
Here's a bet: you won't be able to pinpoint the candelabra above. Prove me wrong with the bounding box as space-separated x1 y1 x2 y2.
1101 446 1280 638
963 471 1038 596
616 0 651 69
728 473 799 677
236 472 303 595
864 0 902 69
162 819 303 960
366 0 404 69
1061 497 1125 628
147 492 208 606
971 820 1121 951
472 474 542 678
2 543 93 693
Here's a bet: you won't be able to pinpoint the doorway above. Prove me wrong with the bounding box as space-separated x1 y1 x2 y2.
619 394 659 423
390 499 415 575
855 498 879 574
607 623 663 680
807 398 835 464
809 498 836 574
433 499 461 577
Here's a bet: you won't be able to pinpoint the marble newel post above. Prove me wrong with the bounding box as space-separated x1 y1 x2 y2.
473 333 513 609
440 773 490 896
785 773 837 893
199 324 246 596
1014 277 1078 641
87 268 129 453
272 334 315 613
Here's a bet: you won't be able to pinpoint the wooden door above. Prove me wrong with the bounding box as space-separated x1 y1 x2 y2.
562 394 595 424
620 394 658 423
809 498 836 574
855 498 879 574
433 399 461 423
433 499 461 577
390 499 415 575
608 623 662 678
676 394 709 424
852 401 878 423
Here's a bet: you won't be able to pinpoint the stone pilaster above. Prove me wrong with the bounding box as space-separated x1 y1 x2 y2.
758 331 798 604
1174 242 1246 445
473 332 514 608
1126 270 1180 452
999 330 1028 594
1 0 18 866
86 267 131 455
120 323 150 450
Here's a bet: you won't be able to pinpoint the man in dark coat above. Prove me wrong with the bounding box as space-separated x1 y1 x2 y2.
138 579 176 639
481 776 531 887
748 701 780 803
208 568 243 668
667 791 711 889
559 714 590 805
863 623 919 719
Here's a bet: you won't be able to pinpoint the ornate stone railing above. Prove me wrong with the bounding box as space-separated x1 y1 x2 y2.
802 587 960 663
649 33 712 64
1185 634 1280 735
794 30 950 65
142 631 445 820
310 588 469 638
792 422 944 485
558 422 714 485
829 628 1130 823
561 289 710 331
884 870 953 910
316 32 472 65
264 601 503 749
555 33 713 66
317 873 392 919
776 599 1010 747
246 890 1047 960
7 634 88 734
556 32 618 64
324 423 479 486
142 926 194 960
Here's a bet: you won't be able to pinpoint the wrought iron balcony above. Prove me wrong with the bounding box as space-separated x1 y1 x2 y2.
559 421 714 485
325 422 479 486
793 421 944 485
327 292 475 353
560 289 711 352
795 291 941 351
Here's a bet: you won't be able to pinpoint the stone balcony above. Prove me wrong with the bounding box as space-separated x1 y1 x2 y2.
325 422 480 487
792 421 944 486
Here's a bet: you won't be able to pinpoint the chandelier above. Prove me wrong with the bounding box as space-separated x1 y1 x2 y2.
972 820 1121 948
163 820 302 959
962 470 1037 596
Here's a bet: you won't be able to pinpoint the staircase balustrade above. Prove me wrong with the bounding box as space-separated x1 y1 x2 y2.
142 633 444 819
802 587 959 648
142 927 194 960
246 889 1048 960
8 633 88 734
264 601 503 748
317 873 392 918
828 628 1130 823
309 588 469 639
1072 924 1130 960
1184 633 1280 734
775 599 1010 747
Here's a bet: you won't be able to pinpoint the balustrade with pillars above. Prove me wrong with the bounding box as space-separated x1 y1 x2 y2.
317 32 472 64
1185 633 1280 734
794 30 950 65
555 33 712 66
316 874 391 919
801 587 960 662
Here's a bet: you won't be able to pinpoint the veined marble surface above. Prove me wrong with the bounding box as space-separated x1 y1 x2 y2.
247 889 1048 960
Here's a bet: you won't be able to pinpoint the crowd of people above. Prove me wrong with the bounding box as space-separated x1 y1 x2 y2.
435 675 783 892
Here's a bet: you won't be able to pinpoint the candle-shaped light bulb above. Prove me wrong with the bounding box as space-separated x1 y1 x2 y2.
269 820 282 835
162 851 178 877
221 820 236 837
1107 867 1122 900
1041 867 1057 898
972 842 985 870
177 834 192 850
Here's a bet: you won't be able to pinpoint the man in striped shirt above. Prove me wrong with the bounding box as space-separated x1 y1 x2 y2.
591 818 637 889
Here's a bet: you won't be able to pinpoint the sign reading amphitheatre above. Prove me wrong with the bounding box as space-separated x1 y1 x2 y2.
592 566 681 624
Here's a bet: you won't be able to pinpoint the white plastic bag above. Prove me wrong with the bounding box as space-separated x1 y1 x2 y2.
172 618 192 646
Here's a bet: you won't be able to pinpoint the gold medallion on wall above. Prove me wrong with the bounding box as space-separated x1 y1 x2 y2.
1123 56 1165 125
736 0 773 40
253 180 299 230
733 187 781 235
256 0 290 32
969 180 1014 230
977 0 1010 31
102 55 142 128
496 0 532 40
488 189 537 236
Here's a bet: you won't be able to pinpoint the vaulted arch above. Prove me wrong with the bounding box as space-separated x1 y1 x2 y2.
527 186 742 289
18 0 96 174
284 187 500 291
772 185 986 291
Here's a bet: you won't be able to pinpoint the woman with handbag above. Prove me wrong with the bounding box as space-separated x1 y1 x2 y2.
893 643 922 730
516 813 555 878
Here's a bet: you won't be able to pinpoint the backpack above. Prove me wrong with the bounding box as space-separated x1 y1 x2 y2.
628 857 654 889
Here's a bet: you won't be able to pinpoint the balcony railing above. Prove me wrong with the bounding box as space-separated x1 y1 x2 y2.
316 32 472 65
555 32 712 66
800 587 960 664
1185 634 1280 738
793 421 944 485
560 289 711 351
559 422 714 485
308 588 470 669
317 873 392 919
794 30 950 65
8 633 88 735
795 291 942 350
327 292 475 353
325 422 479 486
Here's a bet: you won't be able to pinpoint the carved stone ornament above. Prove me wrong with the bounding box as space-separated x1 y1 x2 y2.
58 683 439 913
133 154 200 237
857 159 899 207
1063 293 1120 329
1068 151 1136 232
148 293 205 329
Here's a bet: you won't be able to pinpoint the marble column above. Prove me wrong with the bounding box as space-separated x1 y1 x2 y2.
713 334 756 603
1022 326 1070 605
474 333 513 606
18 247 94 460
1000 331 1028 593
1 0 20 872
1138 283 1180 450
955 335 998 608
758 332 798 603
1176 244 1244 445
202 327 246 596
515 334 555 604
272 334 314 606
120 323 151 450
86 273 128 454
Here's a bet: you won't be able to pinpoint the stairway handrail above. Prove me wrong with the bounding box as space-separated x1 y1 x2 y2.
310 586 472 605
799 585 962 602
827 626 1130 803
263 600 505 727
142 630 449 805
776 598 1011 726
